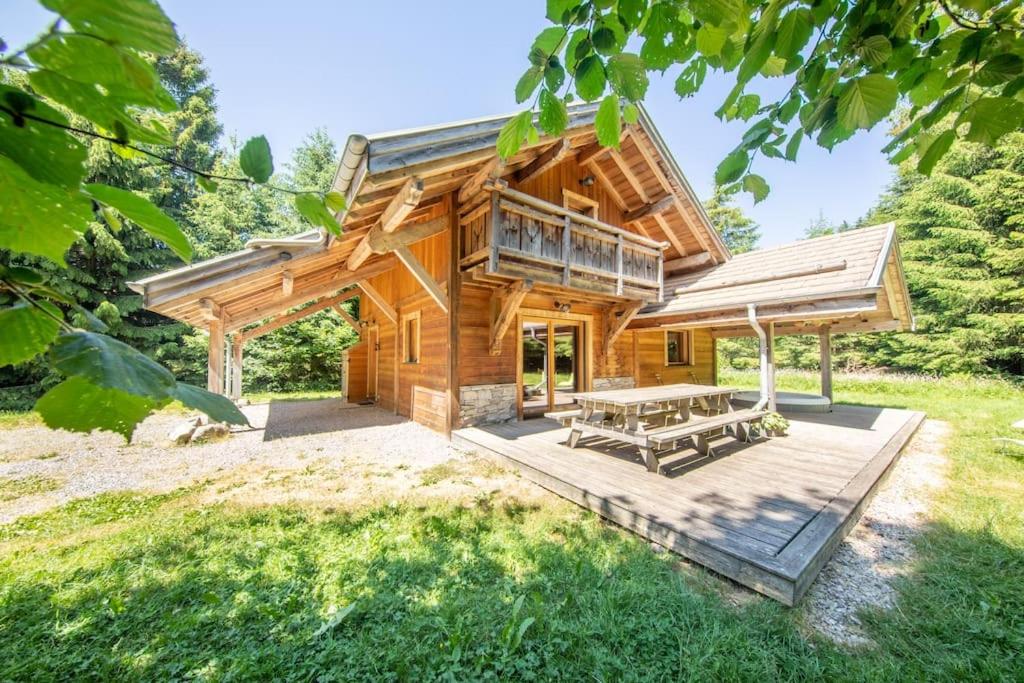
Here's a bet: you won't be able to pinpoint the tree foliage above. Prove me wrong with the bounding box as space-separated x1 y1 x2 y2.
703 188 761 253
509 0 1024 201
0 0 347 439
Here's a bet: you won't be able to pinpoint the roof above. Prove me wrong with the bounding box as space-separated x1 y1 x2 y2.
130 102 728 329
634 223 914 336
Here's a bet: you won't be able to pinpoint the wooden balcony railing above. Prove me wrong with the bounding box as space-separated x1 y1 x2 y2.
459 180 665 301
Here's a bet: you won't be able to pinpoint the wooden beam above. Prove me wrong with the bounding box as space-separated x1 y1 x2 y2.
587 160 628 210
446 194 461 435
652 213 690 262
332 304 361 334
281 271 294 296
576 140 608 166
230 337 244 399
349 215 448 271
207 316 224 394
394 245 449 314
379 177 425 233
226 256 396 331
237 290 360 343
605 301 643 348
623 195 673 224
819 324 833 403
664 252 713 274
458 156 505 204
490 279 532 355
515 138 573 184
199 298 222 323
357 280 397 324
608 147 650 203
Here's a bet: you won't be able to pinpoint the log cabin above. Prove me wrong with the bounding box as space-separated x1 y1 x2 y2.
129 103 913 434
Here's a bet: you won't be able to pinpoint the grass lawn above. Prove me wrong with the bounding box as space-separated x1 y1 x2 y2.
0 372 1022 680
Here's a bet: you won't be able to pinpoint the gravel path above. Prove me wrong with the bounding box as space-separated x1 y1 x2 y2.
802 418 950 646
0 399 531 524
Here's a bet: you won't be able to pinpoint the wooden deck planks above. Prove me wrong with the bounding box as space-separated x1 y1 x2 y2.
453 404 925 605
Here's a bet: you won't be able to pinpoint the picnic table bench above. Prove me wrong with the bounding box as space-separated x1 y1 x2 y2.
554 384 767 475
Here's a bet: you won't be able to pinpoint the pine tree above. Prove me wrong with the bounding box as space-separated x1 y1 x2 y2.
704 189 760 254
860 133 1024 375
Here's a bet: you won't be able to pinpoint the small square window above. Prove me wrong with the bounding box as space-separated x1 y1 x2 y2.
403 312 420 364
665 330 690 365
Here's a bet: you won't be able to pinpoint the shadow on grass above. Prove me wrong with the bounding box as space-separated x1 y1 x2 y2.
1 492 1021 681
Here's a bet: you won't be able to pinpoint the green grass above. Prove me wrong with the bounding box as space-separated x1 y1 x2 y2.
0 374 1022 680
0 475 61 502
522 371 575 389
242 389 340 403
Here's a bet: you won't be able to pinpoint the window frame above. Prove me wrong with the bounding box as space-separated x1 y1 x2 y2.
401 310 421 364
664 329 692 366
562 188 600 220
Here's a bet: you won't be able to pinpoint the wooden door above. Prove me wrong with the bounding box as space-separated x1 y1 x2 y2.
519 316 583 417
367 326 378 401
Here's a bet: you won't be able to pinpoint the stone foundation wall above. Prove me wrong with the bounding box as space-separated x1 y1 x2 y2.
459 383 517 426
592 376 635 391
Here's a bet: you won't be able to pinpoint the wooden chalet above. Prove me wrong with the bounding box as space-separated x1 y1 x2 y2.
129 103 920 604
130 103 912 432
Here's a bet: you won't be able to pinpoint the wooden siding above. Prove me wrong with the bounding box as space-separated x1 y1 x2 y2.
634 328 715 387
343 342 368 403
412 386 448 432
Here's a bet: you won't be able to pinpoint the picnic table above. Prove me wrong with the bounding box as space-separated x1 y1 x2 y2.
546 383 767 474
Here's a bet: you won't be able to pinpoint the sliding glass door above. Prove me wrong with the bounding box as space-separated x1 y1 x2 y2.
521 318 582 417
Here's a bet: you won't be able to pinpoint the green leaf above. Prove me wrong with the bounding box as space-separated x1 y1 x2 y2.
575 55 607 101
85 183 192 262
546 0 581 24
294 193 342 235
976 54 1024 87
618 0 647 31
0 304 61 367
778 95 801 123
40 0 179 55
916 129 956 175
715 149 749 185
0 84 89 188
837 75 898 130
196 176 218 193
742 174 769 203
28 34 163 95
958 97 1024 146
592 16 626 56
239 135 274 184
696 25 728 57
736 94 761 121
595 95 621 148
606 53 649 102
0 155 92 265
737 2 780 84
27 70 172 145
50 331 176 399
544 61 566 91
538 89 569 136
531 26 568 60
909 70 946 108
675 60 708 98
775 9 812 60
785 132 803 161
169 383 249 426
497 111 535 160
622 102 639 125
36 376 159 441
515 66 544 104
858 35 892 67
324 191 347 213
100 207 122 233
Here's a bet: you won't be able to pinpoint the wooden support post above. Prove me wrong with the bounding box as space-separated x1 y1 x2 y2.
562 215 572 286
207 316 224 394
605 301 643 349
615 234 624 296
766 321 777 412
348 177 425 270
446 194 461 435
488 190 501 273
281 270 294 296
230 337 244 400
514 138 572 184
333 304 361 337
394 245 449 314
819 324 833 405
490 279 532 355
459 156 505 204
357 281 397 324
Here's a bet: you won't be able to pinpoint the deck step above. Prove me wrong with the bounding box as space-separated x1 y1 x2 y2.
648 409 768 447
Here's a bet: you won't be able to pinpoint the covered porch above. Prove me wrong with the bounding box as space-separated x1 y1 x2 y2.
454 405 924 605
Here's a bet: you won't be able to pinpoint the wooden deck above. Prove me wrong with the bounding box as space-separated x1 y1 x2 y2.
453 405 925 605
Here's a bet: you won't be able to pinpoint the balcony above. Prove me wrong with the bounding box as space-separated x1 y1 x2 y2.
459 180 666 302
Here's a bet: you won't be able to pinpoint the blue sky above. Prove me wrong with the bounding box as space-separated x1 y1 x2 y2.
6 0 896 246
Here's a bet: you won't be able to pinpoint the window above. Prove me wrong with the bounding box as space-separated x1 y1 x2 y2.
665 330 691 365
562 189 599 220
402 311 420 363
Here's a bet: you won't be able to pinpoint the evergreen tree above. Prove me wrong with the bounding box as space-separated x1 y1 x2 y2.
860 133 1024 375
704 189 760 254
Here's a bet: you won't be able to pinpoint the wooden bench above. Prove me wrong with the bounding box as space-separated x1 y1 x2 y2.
544 408 582 427
645 409 768 466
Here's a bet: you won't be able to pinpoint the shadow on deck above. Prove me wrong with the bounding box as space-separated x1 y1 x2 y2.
453 404 925 605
